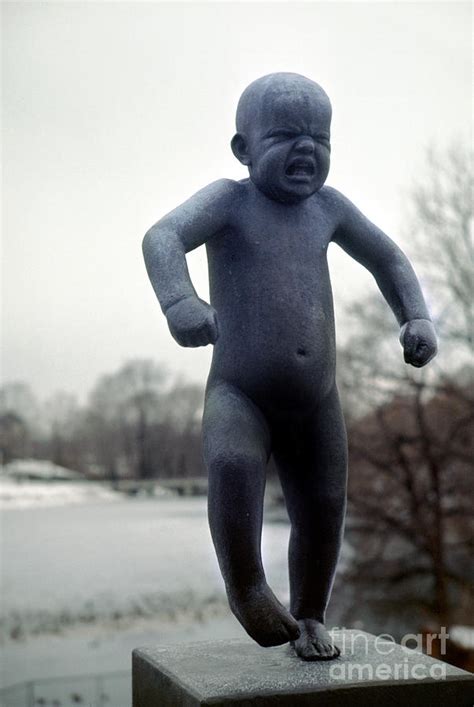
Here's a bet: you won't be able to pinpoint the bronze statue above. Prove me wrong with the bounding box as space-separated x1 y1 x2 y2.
143 73 437 660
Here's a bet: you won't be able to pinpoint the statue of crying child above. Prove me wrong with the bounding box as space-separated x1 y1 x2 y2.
143 73 437 660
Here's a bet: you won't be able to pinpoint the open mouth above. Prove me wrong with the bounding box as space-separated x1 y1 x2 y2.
285 159 315 178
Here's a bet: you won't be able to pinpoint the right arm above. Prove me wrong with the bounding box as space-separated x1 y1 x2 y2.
142 179 238 347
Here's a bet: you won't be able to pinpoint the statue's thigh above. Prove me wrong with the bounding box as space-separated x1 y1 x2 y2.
202 382 271 469
273 387 348 518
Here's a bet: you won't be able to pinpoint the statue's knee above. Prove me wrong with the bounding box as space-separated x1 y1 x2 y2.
208 451 261 482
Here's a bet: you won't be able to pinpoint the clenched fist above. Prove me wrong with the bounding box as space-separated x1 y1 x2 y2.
399 319 437 368
166 296 219 347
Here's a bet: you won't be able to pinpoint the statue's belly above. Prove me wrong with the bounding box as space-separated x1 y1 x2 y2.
210 294 336 412
207 232 336 411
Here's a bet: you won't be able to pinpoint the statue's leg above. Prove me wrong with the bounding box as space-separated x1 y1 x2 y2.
203 380 300 647
273 385 347 660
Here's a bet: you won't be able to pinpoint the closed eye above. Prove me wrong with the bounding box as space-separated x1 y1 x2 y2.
265 129 298 140
315 134 331 146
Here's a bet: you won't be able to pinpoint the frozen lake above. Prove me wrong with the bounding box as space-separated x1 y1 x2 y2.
1 491 294 690
1 484 356 707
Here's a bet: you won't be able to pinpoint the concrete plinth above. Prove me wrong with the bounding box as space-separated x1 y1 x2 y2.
132 630 474 706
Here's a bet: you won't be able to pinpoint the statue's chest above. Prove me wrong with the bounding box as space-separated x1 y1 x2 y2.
229 204 333 266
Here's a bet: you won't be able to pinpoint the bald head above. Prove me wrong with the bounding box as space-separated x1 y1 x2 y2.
236 73 331 135
231 72 332 202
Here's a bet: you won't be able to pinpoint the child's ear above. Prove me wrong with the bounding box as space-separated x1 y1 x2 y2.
231 133 251 166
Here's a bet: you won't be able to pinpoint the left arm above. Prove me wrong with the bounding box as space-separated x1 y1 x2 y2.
331 190 437 367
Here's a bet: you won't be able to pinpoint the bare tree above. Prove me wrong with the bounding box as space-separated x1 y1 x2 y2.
86 359 165 480
409 143 473 351
158 381 205 478
0 411 31 464
42 392 81 469
82 360 205 480
0 382 41 462
346 380 473 628
338 142 474 631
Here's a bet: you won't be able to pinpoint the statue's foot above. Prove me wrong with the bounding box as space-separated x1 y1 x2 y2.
291 619 340 660
229 584 300 647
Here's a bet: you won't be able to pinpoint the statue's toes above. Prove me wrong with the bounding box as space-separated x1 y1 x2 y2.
292 632 321 660
312 639 339 659
293 636 340 661
293 636 318 660
292 620 340 661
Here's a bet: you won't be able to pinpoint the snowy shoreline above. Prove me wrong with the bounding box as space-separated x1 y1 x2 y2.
0 478 122 510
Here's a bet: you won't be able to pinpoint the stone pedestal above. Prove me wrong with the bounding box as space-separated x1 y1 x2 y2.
132 630 474 706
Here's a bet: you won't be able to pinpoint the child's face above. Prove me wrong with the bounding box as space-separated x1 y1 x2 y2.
246 89 331 203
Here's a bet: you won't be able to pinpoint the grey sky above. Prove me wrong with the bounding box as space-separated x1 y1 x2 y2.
2 1 471 402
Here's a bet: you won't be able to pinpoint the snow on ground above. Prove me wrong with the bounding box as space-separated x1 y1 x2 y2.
2 459 83 481
451 625 474 650
0 478 121 509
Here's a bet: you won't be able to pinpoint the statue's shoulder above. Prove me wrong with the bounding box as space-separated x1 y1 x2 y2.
317 185 347 211
209 177 247 198
200 178 247 214
315 186 354 230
